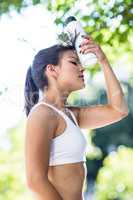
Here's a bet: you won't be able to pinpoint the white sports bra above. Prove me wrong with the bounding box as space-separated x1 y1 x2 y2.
29 101 88 166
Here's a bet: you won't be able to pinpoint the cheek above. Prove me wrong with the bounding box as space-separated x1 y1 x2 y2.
59 69 77 83
57 73 74 88
57 65 78 85
58 74 70 84
64 66 77 78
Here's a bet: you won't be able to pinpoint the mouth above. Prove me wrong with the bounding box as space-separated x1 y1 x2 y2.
78 75 84 81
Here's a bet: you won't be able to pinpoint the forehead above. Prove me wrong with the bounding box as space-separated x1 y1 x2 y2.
61 50 79 60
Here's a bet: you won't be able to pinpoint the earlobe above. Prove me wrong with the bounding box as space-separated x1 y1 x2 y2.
46 64 58 78
47 64 54 71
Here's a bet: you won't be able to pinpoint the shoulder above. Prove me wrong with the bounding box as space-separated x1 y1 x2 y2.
26 103 58 139
28 103 55 120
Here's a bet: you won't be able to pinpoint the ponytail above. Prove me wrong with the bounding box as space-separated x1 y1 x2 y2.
24 44 75 117
24 66 39 116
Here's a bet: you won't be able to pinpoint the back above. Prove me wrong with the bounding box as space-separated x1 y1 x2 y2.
25 104 58 186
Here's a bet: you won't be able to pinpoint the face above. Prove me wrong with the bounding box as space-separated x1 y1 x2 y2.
57 50 85 92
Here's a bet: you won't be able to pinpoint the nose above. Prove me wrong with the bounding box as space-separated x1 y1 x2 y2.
79 64 85 73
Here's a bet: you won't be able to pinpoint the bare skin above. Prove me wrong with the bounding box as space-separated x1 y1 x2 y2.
48 162 87 200
47 107 87 200
39 49 87 199
25 49 87 200
25 35 128 200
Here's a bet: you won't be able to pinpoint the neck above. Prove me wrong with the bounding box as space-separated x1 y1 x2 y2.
41 87 70 110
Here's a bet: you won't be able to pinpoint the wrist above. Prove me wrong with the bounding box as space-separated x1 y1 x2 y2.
98 56 110 66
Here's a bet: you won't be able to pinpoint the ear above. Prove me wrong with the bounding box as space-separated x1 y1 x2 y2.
45 64 59 79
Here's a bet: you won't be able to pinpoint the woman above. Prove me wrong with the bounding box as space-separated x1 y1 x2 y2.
24 35 128 200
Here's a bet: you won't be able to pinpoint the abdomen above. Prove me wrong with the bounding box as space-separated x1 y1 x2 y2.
48 162 87 200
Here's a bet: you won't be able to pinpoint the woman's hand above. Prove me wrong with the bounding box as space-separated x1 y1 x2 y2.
79 35 108 64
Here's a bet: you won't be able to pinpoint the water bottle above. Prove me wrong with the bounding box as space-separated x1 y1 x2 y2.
63 16 97 67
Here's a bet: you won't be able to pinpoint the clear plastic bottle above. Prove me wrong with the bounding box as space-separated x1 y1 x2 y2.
63 16 97 67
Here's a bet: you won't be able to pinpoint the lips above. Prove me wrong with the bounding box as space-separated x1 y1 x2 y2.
78 74 84 78
78 75 84 82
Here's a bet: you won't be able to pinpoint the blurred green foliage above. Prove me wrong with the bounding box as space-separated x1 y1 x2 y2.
94 146 133 200
0 0 133 199
0 119 33 200
0 0 133 51
47 0 133 49
0 0 132 81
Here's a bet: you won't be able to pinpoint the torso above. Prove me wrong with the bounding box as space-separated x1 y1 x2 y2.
47 107 87 200
48 162 87 200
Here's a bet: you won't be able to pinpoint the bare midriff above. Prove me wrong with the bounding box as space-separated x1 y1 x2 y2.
47 107 87 199
48 162 87 200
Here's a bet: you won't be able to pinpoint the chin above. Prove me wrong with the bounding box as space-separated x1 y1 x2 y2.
74 83 85 91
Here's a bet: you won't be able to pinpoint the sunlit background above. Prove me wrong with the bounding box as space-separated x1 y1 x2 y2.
0 1 133 199
0 5 57 135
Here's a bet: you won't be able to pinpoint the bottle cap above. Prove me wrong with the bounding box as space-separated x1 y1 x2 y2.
63 16 77 27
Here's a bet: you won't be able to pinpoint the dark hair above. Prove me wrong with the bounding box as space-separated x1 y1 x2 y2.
24 44 75 116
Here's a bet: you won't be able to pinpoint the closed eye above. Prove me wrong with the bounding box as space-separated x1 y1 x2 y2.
70 61 77 65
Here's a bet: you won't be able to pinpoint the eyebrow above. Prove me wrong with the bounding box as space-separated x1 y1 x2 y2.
69 56 79 60
68 57 82 65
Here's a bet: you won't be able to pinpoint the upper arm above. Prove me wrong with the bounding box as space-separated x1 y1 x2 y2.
78 104 128 130
25 106 57 185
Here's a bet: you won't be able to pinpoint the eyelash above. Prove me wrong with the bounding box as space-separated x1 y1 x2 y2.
70 61 77 65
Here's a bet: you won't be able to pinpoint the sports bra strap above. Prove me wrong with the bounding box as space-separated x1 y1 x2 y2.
30 101 79 127
37 102 66 115
66 108 79 126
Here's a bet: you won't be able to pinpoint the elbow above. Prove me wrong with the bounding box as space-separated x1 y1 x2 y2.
27 177 36 189
111 104 129 119
27 180 34 190
27 174 48 190
27 176 37 190
120 108 129 118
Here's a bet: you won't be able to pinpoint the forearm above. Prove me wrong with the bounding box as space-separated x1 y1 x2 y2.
79 35 128 114
99 57 128 114
29 178 63 200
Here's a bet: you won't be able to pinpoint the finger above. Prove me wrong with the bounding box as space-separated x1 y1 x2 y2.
80 41 95 48
82 48 97 54
80 40 94 47
83 36 94 44
80 44 98 54
80 44 97 51
80 38 96 46
82 35 93 40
